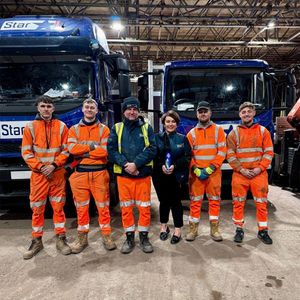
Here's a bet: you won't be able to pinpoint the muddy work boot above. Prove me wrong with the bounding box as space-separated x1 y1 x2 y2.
56 234 72 255
186 222 199 241
70 232 88 254
139 231 153 253
234 227 244 243
258 229 273 245
102 234 117 251
121 232 135 254
210 221 223 242
23 237 44 260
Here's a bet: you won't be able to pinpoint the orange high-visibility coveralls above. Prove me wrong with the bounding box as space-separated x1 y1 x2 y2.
68 120 111 235
227 124 274 230
187 122 226 223
22 116 69 238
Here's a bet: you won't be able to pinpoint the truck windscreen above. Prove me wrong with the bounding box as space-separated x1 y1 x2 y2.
0 60 94 110
166 68 269 118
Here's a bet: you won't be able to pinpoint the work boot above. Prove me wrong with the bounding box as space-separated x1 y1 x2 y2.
121 232 135 254
70 232 88 254
23 237 43 260
139 232 153 253
186 222 199 241
102 234 117 251
210 221 223 242
234 227 244 243
258 229 273 245
56 234 72 255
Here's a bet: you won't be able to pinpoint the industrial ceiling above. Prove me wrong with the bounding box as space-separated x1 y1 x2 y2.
1 0 300 73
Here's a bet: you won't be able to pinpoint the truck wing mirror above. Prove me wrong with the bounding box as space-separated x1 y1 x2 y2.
118 73 131 99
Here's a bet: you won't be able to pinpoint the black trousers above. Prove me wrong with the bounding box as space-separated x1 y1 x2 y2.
153 172 183 228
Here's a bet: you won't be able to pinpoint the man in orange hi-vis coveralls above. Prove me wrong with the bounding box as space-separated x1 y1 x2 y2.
68 98 116 253
227 102 274 244
186 101 226 242
22 96 71 260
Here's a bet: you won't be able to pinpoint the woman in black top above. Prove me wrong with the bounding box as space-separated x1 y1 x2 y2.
153 110 191 244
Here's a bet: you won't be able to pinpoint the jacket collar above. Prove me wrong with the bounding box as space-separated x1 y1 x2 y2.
35 113 57 121
196 120 214 129
78 118 100 126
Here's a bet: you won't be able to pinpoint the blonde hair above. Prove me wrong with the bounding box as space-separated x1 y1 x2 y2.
239 101 255 112
83 98 98 107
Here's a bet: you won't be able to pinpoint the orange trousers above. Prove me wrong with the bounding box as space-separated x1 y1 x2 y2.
189 169 221 223
117 176 151 232
232 171 269 230
69 170 111 235
29 168 66 238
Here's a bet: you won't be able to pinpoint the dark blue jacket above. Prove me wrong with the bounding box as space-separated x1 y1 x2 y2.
153 131 191 184
108 117 157 178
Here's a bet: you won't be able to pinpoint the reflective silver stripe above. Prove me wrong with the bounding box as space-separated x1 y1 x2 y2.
33 146 61 153
193 144 217 150
32 226 43 232
78 224 89 231
99 145 107 150
135 200 151 207
22 145 32 151
190 195 203 201
74 200 90 208
190 128 196 144
59 121 64 136
262 154 273 160
120 200 135 207
239 157 261 163
99 124 104 139
215 125 219 146
138 225 149 232
61 143 68 148
264 147 273 152
28 121 35 139
79 140 99 145
233 196 246 202
227 149 235 154
258 221 268 227
74 124 80 138
260 126 265 135
68 143 75 151
125 225 135 232
189 216 200 222
68 138 77 143
54 222 65 228
254 197 267 203
207 194 220 201
217 142 226 147
217 151 226 157
49 196 66 203
95 201 110 208
39 157 55 163
227 157 236 163
30 200 47 208
101 138 108 143
23 154 34 160
99 223 111 229
194 155 216 160
237 147 263 153
61 150 69 157
209 216 219 220
233 128 239 145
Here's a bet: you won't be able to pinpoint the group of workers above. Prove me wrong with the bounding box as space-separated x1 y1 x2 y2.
21 95 274 260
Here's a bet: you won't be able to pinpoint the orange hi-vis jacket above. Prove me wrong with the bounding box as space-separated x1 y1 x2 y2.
187 121 227 169
22 115 69 171
67 119 109 165
227 123 274 172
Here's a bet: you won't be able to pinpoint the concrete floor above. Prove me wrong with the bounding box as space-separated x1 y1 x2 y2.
0 185 300 300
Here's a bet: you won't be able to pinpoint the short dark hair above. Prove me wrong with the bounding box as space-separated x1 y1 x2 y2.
161 110 180 125
239 101 255 112
35 96 54 106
